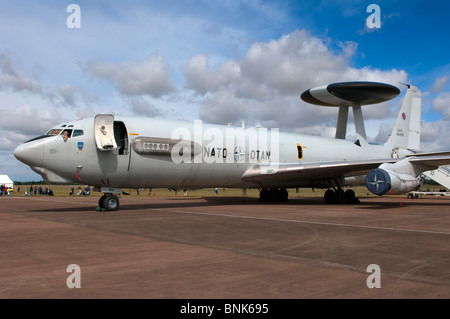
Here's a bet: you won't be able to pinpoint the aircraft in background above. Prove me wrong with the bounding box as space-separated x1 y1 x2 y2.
14 81 450 210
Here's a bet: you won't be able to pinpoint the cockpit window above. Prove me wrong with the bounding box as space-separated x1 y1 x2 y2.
61 129 72 141
46 129 62 136
72 129 84 137
24 128 66 143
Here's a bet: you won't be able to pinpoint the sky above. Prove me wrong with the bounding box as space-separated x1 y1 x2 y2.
0 0 449 181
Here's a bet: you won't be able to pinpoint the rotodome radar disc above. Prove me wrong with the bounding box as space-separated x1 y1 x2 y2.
300 81 400 106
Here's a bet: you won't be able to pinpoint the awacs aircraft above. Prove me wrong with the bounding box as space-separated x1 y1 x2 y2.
14 81 450 210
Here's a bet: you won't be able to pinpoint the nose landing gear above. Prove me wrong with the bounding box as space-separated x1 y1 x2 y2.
97 193 120 211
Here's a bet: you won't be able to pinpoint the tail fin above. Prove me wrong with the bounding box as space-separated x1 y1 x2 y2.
384 84 421 152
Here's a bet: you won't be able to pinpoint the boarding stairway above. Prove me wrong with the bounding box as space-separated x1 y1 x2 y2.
423 166 450 190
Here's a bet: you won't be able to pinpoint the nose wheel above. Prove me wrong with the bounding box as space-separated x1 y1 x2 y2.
98 194 120 211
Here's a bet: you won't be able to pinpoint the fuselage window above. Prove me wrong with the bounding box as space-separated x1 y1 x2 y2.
72 129 84 137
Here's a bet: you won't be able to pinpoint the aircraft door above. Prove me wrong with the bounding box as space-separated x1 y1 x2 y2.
95 117 131 180
113 121 129 156
94 114 117 151
113 121 130 175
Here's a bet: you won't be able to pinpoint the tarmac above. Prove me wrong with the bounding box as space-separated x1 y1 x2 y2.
1 194 450 299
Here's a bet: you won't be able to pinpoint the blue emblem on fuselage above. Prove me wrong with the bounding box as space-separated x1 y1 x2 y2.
78 142 84 151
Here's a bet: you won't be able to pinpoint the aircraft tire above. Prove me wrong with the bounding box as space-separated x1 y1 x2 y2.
259 189 269 201
344 189 356 203
280 188 288 201
104 195 120 211
324 189 335 204
268 189 279 201
98 195 106 208
260 188 289 201
334 189 345 203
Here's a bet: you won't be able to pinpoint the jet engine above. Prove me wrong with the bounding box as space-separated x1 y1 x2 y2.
365 159 421 196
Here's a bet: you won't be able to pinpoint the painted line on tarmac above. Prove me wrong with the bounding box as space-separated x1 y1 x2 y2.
147 207 450 237
5 196 90 205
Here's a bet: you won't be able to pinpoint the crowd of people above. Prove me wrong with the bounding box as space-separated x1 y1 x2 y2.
1 184 93 197
70 186 91 196
0 185 55 196
2 185 219 197
24 185 54 196
0 184 13 196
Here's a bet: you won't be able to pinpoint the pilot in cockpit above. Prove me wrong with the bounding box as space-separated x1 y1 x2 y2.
62 130 70 142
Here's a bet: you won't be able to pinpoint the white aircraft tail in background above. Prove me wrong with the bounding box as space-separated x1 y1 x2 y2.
384 84 421 154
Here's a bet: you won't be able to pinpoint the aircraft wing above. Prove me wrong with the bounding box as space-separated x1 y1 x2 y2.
241 158 398 184
407 151 450 158
241 154 450 185
407 155 450 170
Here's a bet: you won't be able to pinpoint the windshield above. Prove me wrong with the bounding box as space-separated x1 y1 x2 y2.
46 129 62 135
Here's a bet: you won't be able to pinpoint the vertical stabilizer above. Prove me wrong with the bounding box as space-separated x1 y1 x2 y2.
385 85 421 152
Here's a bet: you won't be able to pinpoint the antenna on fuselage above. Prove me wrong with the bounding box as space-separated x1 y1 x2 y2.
300 81 400 146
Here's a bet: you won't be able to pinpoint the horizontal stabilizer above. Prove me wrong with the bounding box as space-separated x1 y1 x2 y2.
423 166 450 190
407 151 450 157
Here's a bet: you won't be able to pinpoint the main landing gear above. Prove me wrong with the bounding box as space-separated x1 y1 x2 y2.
324 188 360 204
258 187 360 204
259 188 289 201
97 193 120 211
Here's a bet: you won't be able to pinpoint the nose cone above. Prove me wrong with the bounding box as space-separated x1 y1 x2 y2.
14 141 45 167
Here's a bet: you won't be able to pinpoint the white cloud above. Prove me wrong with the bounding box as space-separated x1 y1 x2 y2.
0 104 61 142
420 120 450 152
240 30 349 95
0 52 42 93
185 54 240 95
370 122 394 145
126 97 163 117
431 76 448 92
199 89 252 125
432 92 450 119
57 83 99 108
84 55 176 98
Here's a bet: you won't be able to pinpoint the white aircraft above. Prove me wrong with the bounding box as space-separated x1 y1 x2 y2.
14 81 450 210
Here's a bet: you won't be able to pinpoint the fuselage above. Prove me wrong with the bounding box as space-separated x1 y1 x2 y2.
14 116 412 189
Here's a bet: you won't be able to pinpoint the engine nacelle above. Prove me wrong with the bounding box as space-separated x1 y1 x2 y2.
365 167 420 196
